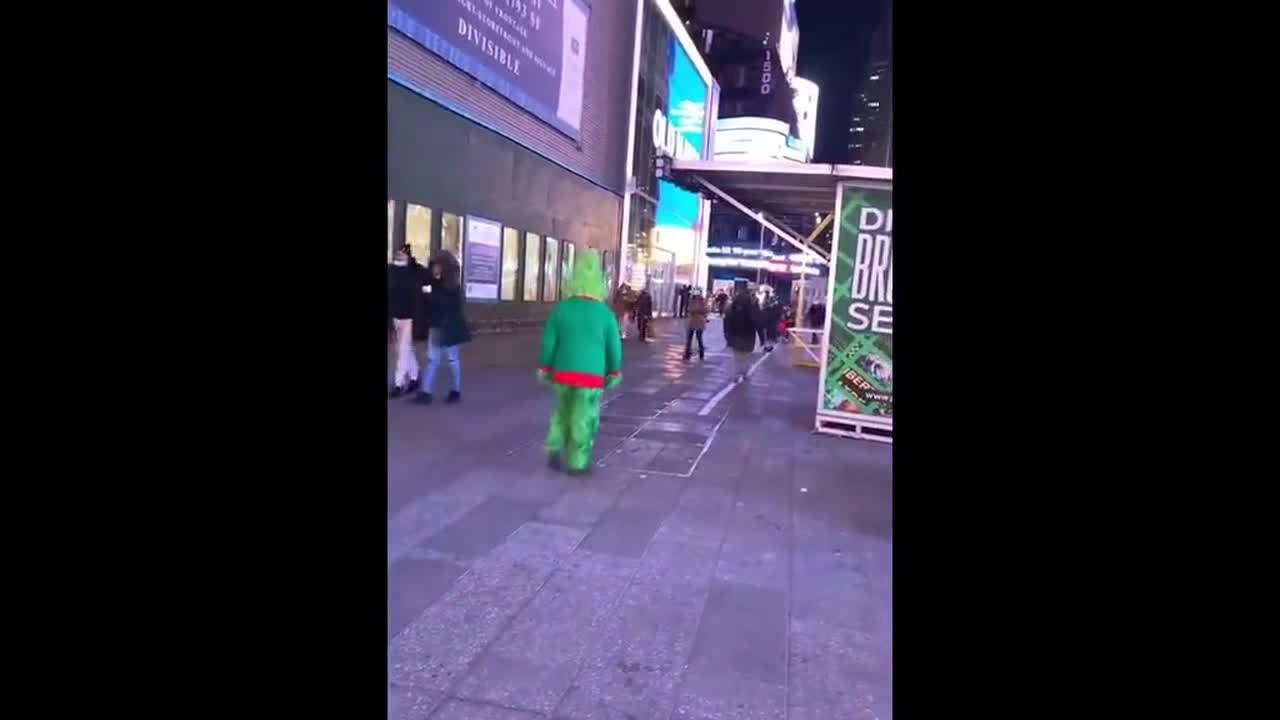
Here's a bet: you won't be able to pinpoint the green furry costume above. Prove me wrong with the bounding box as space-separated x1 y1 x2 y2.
538 250 623 473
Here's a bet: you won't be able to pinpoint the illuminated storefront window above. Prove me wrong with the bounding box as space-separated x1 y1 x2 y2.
524 233 542 302
501 227 520 301
406 204 432 265
542 237 559 302
442 212 463 269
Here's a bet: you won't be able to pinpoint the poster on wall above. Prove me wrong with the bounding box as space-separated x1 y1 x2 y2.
388 0 589 139
819 184 893 420
464 216 502 301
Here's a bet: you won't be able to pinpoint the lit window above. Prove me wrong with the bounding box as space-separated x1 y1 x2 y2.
854 127 865 132
501 227 520 301
442 212 463 270
524 233 542 301
406 204 432 266
543 237 559 302
387 200 396 263
560 242 574 299
868 102 880 108
869 74 880 81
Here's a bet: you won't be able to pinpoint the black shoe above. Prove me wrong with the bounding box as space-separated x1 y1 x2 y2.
412 392 432 405
699 352 705 360
390 386 404 399
547 454 562 471
445 390 461 404
406 378 420 394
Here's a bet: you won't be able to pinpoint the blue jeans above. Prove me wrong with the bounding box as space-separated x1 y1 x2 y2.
425 334 461 393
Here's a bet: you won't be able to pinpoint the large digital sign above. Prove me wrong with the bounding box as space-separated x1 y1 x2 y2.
388 0 589 139
655 35 707 243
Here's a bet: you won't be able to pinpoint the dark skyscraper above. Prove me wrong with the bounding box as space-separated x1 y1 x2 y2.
848 6 891 166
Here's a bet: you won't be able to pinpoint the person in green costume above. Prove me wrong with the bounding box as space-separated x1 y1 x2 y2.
538 249 624 475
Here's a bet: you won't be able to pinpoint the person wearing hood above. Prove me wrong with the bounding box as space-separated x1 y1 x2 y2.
538 249 623 475
388 245 423 397
683 286 708 361
413 250 471 405
723 288 758 383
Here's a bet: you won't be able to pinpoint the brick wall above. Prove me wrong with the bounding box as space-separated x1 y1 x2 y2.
387 0 635 193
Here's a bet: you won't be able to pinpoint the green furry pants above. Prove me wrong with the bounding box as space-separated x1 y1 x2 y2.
544 384 603 472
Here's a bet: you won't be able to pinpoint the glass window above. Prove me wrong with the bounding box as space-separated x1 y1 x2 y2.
501 227 520 301
543 237 559 302
442 212 463 269
560 242 574 298
602 250 612 292
387 200 396 263
523 233 542 301
405 204 432 266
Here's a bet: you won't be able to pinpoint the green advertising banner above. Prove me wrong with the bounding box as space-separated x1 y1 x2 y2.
821 184 893 419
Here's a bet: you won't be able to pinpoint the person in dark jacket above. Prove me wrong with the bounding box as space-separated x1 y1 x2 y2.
635 289 654 342
751 290 770 351
763 293 784 351
413 250 472 405
388 245 422 397
723 289 758 382
806 300 826 345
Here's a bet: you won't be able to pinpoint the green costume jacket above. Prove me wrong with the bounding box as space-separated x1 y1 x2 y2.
539 296 624 388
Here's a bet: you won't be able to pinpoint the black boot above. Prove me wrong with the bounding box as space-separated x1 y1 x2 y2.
547 453 562 471
445 390 461 404
389 386 404 399
405 378 420 394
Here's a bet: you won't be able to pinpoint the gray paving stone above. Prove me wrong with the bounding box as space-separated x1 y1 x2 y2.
688 580 787 684
421 497 543 562
645 452 695 475
672 667 786 720
429 698 543 719
388 556 467 641
713 531 789 590
389 523 587 693
455 552 637 714
387 683 444 720
604 437 665 469
553 577 710 720
614 472 686 510
537 475 628 527
634 428 711 445
577 507 667 558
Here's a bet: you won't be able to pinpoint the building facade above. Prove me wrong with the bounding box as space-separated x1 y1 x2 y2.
849 7 892 167
621 0 718 317
387 0 636 328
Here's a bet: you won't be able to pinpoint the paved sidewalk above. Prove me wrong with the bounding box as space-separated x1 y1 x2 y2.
388 318 892 720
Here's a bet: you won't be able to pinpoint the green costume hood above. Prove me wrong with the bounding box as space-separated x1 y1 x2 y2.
563 249 607 300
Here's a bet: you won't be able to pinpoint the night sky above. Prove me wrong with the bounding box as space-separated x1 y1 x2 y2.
795 0 891 164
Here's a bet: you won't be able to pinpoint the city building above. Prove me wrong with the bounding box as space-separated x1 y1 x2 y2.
621 0 719 316
387 1 718 323
387 0 635 328
849 7 892 167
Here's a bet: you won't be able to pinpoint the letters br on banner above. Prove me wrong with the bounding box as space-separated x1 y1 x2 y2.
389 0 589 139
820 184 893 420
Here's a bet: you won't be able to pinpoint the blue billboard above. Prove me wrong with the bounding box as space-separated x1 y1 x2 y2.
389 0 590 140
655 36 707 231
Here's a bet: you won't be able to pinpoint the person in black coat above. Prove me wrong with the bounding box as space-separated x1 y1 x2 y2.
635 289 654 342
751 291 770 351
413 250 472 405
388 245 422 397
723 290 758 383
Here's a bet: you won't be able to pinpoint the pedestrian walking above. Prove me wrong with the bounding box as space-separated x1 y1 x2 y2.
413 250 471 405
715 291 729 316
389 245 423 398
683 287 708 361
763 293 784 351
723 289 758 382
538 249 623 476
752 290 770 351
806 300 826 345
676 285 690 318
613 283 636 340
635 289 654 342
